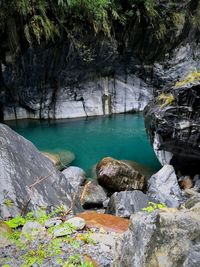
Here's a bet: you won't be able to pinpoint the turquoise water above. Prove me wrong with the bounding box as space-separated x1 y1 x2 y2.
7 113 161 174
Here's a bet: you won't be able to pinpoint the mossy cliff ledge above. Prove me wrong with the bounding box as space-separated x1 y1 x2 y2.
0 0 200 120
144 73 200 176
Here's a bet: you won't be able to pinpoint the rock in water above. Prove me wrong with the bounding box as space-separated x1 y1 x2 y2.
62 166 86 192
147 165 184 208
106 191 149 218
42 152 61 168
0 123 73 219
96 157 146 192
113 204 200 267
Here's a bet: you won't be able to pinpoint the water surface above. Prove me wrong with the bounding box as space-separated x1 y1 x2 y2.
7 113 161 175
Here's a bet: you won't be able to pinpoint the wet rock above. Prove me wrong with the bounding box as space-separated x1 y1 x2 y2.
106 191 149 218
147 164 184 207
0 124 73 219
113 205 200 267
0 221 13 248
96 157 146 192
62 166 86 192
122 160 155 178
58 150 75 168
80 181 107 209
42 151 75 170
66 217 86 230
77 212 129 233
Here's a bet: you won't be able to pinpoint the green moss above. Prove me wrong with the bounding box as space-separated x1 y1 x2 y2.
142 202 167 212
3 199 14 208
157 93 175 108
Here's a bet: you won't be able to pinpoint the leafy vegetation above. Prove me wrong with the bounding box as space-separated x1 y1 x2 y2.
157 93 175 108
2 206 97 267
0 0 195 56
142 202 167 212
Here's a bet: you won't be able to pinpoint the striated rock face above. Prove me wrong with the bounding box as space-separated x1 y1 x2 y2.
2 73 152 121
96 157 146 193
114 203 200 267
144 79 200 176
1 0 200 122
0 123 73 219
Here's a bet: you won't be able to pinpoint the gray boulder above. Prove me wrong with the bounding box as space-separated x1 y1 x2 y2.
106 191 149 218
114 204 200 267
147 164 184 207
62 166 86 192
80 181 107 209
0 123 73 219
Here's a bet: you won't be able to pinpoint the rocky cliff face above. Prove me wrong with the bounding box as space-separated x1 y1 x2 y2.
144 75 200 176
0 1 200 121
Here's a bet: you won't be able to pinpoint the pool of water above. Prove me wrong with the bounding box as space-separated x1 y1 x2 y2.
6 113 161 174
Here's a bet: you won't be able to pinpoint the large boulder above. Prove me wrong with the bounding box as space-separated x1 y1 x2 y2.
96 157 146 192
62 166 86 192
106 191 149 218
114 204 200 267
0 123 73 219
147 164 184 208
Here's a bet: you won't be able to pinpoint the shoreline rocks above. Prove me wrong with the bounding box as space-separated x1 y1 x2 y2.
0 123 73 219
96 157 146 193
147 164 184 208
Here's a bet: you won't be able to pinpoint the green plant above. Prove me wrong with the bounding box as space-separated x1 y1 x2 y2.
157 93 175 108
5 216 26 229
3 199 14 208
77 233 96 245
142 202 167 212
63 254 94 267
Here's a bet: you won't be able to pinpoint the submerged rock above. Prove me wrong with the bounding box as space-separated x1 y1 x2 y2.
106 191 149 218
0 123 73 219
96 157 146 192
62 166 86 192
43 150 75 170
42 152 61 169
147 164 184 208
114 204 200 267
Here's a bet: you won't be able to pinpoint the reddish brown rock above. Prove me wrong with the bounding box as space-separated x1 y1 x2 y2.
96 157 146 192
77 212 129 233
180 176 193 189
